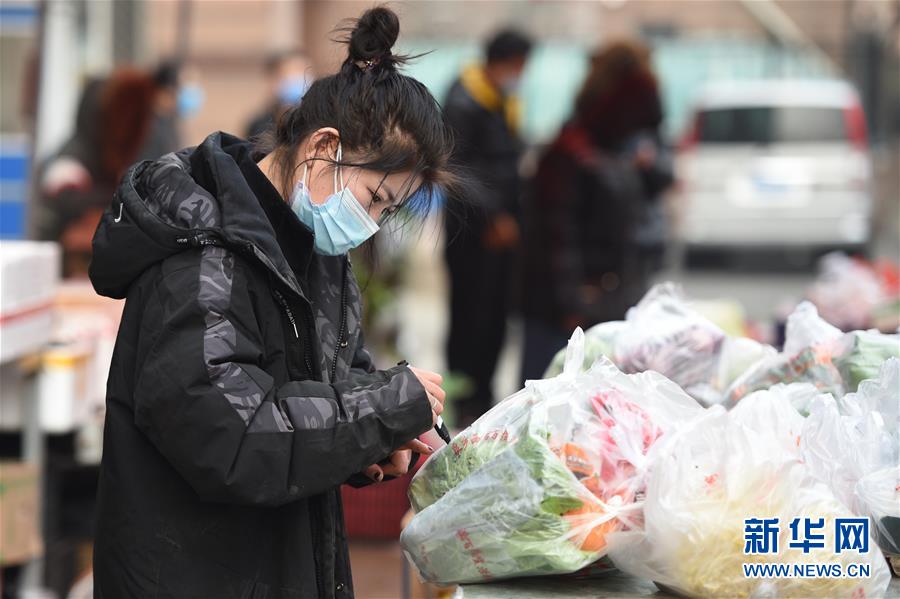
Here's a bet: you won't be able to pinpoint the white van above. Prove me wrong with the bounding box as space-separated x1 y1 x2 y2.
675 80 872 252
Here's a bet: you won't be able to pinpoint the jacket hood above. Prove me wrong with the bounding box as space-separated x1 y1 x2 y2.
90 132 309 299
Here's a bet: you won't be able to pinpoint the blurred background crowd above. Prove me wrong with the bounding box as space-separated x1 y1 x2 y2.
0 1 898 597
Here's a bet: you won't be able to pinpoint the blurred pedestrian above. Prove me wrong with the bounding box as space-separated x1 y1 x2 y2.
245 48 315 142
443 29 532 426
33 68 157 276
520 40 672 381
138 60 184 161
89 7 465 598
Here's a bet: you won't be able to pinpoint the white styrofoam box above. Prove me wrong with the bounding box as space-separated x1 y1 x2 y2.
0 241 61 363
0 241 61 313
0 309 55 365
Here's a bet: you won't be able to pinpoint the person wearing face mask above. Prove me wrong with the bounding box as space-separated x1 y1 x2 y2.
519 40 671 382
442 28 532 426
246 48 315 143
89 8 463 598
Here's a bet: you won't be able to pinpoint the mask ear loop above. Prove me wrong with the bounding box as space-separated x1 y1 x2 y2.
333 143 344 194
301 164 309 188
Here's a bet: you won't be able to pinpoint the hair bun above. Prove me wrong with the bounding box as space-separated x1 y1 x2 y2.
344 6 400 70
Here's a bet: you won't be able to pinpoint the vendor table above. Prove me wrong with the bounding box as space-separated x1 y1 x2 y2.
455 572 900 598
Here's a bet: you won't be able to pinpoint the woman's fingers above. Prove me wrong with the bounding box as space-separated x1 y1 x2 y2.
421 380 446 406
425 388 444 416
409 366 446 423
409 366 443 386
381 449 412 478
364 463 384 483
399 439 434 454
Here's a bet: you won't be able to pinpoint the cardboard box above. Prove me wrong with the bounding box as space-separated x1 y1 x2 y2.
0 461 43 566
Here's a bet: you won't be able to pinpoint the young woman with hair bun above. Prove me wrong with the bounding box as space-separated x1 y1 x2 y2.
91 7 458 598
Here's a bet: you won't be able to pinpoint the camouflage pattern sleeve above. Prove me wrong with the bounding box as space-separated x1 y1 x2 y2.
132 250 433 506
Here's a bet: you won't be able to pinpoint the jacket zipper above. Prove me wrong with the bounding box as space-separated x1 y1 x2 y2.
184 232 331 592
330 260 349 383
274 290 324 595
273 289 313 376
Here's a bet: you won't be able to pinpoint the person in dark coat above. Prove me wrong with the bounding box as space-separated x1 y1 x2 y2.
443 29 532 426
519 40 673 381
90 8 458 598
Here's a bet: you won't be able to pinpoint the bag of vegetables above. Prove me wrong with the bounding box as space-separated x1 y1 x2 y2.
802 358 900 558
542 284 774 406
606 399 892 598
725 302 846 406
542 320 627 379
402 329 702 584
832 330 900 391
614 283 727 398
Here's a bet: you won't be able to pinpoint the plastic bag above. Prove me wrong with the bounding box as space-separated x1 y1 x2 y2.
688 337 777 407
729 385 807 455
607 400 891 598
833 330 900 392
615 283 727 396
725 302 845 406
802 358 900 557
856 467 900 556
542 285 775 407
542 320 627 379
807 252 883 331
402 329 703 584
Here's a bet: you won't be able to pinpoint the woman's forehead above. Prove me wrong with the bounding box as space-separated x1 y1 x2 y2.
365 169 420 197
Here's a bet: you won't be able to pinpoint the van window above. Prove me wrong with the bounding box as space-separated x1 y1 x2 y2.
698 106 846 144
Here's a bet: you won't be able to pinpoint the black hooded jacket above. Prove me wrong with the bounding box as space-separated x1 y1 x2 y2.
89 132 432 599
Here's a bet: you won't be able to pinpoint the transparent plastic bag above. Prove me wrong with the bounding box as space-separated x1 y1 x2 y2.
402 329 702 584
714 337 776 395
802 358 900 557
725 302 845 406
807 252 883 331
856 467 900 556
833 330 900 392
615 283 727 395
542 320 627 379
607 402 891 598
543 285 775 407
729 385 808 455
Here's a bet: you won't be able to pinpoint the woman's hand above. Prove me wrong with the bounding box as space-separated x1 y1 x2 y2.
409 366 446 425
363 366 445 482
363 439 433 482
361 366 445 483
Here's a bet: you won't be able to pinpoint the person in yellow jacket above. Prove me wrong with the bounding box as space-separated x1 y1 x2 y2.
442 30 532 426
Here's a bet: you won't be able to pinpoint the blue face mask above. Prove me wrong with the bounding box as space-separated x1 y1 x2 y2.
177 84 205 119
291 144 380 256
277 76 311 106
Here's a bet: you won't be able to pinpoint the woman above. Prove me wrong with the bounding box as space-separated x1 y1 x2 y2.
519 40 672 381
89 8 455 598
